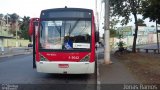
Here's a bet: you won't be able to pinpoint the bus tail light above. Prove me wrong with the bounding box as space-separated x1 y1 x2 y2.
80 55 90 62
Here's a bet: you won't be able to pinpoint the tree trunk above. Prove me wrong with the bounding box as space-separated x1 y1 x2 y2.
132 13 138 53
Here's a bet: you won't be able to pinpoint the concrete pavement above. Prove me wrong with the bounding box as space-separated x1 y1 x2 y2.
97 47 140 90
1 46 141 90
99 55 139 84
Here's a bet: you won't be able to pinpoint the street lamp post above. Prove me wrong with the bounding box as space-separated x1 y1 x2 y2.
16 20 18 47
6 14 8 47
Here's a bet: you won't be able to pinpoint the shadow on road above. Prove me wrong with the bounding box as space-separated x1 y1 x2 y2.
45 74 90 80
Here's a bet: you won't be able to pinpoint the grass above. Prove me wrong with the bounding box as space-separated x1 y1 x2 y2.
114 52 160 84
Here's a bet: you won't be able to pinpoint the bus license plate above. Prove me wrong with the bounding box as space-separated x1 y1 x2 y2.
58 64 69 68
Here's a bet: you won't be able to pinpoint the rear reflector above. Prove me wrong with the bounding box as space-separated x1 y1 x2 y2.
58 64 69 68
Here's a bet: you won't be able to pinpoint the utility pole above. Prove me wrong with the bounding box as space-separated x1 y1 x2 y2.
7 14 8 26
104 0 112 64
6 14 9 32
156 21 160 54
95 0 99 32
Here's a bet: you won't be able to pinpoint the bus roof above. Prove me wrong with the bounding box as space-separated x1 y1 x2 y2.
40 8 93 19
41 8 93 13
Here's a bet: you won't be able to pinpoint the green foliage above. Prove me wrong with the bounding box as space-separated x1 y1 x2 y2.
110 18 119 38
142 0 160 24
110 0 145 52
0 14 4 26
7 13 20 36
20 16 30 40
116 34 126 50
110 0 143 25
9 13 19 23
137 18 146 26
0 14 3 20
117 34 124 39
117 41 125 48
110 29 117 37
110 18 119 29
0 13 30 40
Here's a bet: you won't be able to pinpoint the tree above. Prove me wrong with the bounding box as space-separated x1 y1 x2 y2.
20 16 30 40
9 13 19 35
0 14 3 20
4 14 11 24
110 18 119 29
110 29 117 37
110 0 145 53
137 18 146 26
110 18 119 37
9 13 19 23
0 14 4 26
142 0 160 24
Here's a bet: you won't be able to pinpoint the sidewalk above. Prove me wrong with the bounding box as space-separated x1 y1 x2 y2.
98 55 139 84
0 47 32 58
97 47 140 90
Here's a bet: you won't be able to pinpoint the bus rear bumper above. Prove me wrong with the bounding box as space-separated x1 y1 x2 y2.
36 61 95 74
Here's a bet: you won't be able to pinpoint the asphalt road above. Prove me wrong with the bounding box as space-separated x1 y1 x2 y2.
0 54 96 90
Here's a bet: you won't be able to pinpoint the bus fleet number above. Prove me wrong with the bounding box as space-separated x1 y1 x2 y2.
68 56 79 60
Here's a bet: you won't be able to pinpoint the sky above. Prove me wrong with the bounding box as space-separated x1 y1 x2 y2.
0 0 96 18
0 0 156 37
0 0 155 25
1 0 106 36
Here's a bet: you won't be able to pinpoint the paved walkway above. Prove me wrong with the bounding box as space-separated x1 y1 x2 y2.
99 55 139 84
97 47 140 90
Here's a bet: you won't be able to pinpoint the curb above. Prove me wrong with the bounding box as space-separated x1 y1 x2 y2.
97 62 101 90
96 52 101 90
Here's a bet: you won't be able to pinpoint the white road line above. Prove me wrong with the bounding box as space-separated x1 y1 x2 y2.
96 52 101 90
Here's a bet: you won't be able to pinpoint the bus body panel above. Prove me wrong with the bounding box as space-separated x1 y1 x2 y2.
38 52 93 62
36 61 95 74
90 11 96 62
29 8 96 74
28 18 40 36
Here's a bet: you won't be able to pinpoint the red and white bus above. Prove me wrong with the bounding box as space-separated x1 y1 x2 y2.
29 8 99 74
